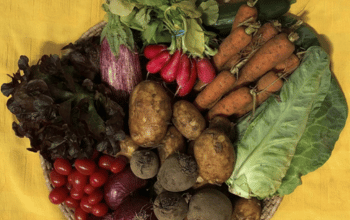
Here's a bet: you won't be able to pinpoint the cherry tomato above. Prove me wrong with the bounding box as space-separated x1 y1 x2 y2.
71 169 88 191
92 203 109 217
70 187 85 200
98 155 115 170
49 169 67 187
75 158 97 175
83 184 96 195
110 156 128 174
80 196 93 213
67 168 76 184
54 158 72 175
89 169 109 188
88 189 104 205
64 196 80 208
49 186 69 205
92 150 100 160
75 207 88 220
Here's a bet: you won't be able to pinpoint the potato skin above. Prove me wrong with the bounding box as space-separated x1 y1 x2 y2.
129 81 172 147
194 128 236 184
172 100 206 140
157 126 186 164
232 197 262 220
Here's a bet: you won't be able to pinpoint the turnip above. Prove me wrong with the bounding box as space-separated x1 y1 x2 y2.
104 166 147 210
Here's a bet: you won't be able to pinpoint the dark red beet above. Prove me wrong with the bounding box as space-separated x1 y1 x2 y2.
104 166 147 210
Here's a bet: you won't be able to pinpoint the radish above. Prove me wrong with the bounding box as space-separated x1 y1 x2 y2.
104 166 147 210
146 50 171 74
196 58 216 84
143 44 167 60
177 58 198 97
160 49 182 83
176 54 191 88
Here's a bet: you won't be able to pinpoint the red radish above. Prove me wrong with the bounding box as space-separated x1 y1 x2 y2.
177 58 198 97
111 196 156 220
104 166 147 210
176 54 191 88
143 44 167 60
196 58 216 83
160 49 182 83
146 50 171 74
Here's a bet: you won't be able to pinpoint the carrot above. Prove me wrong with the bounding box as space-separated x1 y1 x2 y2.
194 70 237 111
231 0 259 31
221 21 281 72
213 25 257 71
207 71 284 120
233 32 299 88
273 53 300 77
207 87 253 120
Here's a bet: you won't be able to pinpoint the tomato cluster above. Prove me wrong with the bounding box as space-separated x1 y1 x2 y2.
49 153 128 220
144 44 216 97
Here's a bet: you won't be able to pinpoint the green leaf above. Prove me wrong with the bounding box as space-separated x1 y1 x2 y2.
226 46 332 199
276 76 348 196
120 7 151 31
183 18 205 57
172 0 202 18
198 0 219 25
109 0 136 16
136 0 169 6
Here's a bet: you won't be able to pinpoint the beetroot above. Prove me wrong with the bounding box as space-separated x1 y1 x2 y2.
100 38 142 106
104 166 147 210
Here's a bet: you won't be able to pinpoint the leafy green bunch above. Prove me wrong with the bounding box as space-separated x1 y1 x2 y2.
103 0 220 57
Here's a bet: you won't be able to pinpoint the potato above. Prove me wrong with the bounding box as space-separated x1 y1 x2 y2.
129 80 172 147
187 188 232 220
172 100 206 140
153 191 188 220
157 126 186 164
130 150 159 179
232 197 262 220
193 128 236 184
157 153 198 192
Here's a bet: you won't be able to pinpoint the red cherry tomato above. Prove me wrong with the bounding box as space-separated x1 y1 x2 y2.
49 186 69 205
89 169 109 188
75 207 88 220
110 155 128 174
92 150 100 160
92 203 109 217
98 155 115 170
71 169 88 191
67 168 76 184
75 158 97 176
80 196 93 213
64 196 80 208
70 187 85 200
54 158 72 175
88 189 104 205
83 184 96 195
49 169 67 187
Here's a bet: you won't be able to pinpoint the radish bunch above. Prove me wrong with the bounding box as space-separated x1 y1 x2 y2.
144 44 216 97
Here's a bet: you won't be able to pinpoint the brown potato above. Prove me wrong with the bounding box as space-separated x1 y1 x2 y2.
193 128 236 184
157 126 186 164
129 80 172 147
172 100 206 140
232 197 262 220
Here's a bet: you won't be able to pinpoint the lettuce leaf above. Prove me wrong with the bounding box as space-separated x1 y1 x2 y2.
226 46 332 199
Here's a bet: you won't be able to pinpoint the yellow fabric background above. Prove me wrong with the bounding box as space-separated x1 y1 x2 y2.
0 0 349 219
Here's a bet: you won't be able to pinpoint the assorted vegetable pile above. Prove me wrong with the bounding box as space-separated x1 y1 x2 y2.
1 0 348 220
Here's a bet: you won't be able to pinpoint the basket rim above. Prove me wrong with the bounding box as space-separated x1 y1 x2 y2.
40 20 284 220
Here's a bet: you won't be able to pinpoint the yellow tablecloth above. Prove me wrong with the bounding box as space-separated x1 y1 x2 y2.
0 0 349 219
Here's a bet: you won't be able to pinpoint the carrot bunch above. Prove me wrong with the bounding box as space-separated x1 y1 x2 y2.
144 45 216 97
193 0 302 120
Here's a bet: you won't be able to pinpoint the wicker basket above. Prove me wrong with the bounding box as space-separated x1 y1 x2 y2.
40 21 283 220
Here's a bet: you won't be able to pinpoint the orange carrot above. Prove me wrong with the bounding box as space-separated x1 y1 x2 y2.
221 21 280 72
207 87 253 120
273 53 300 77
194 70 237 111
213 25 257 71
234 32 299 88
207 71 284 119
231 0 259 31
